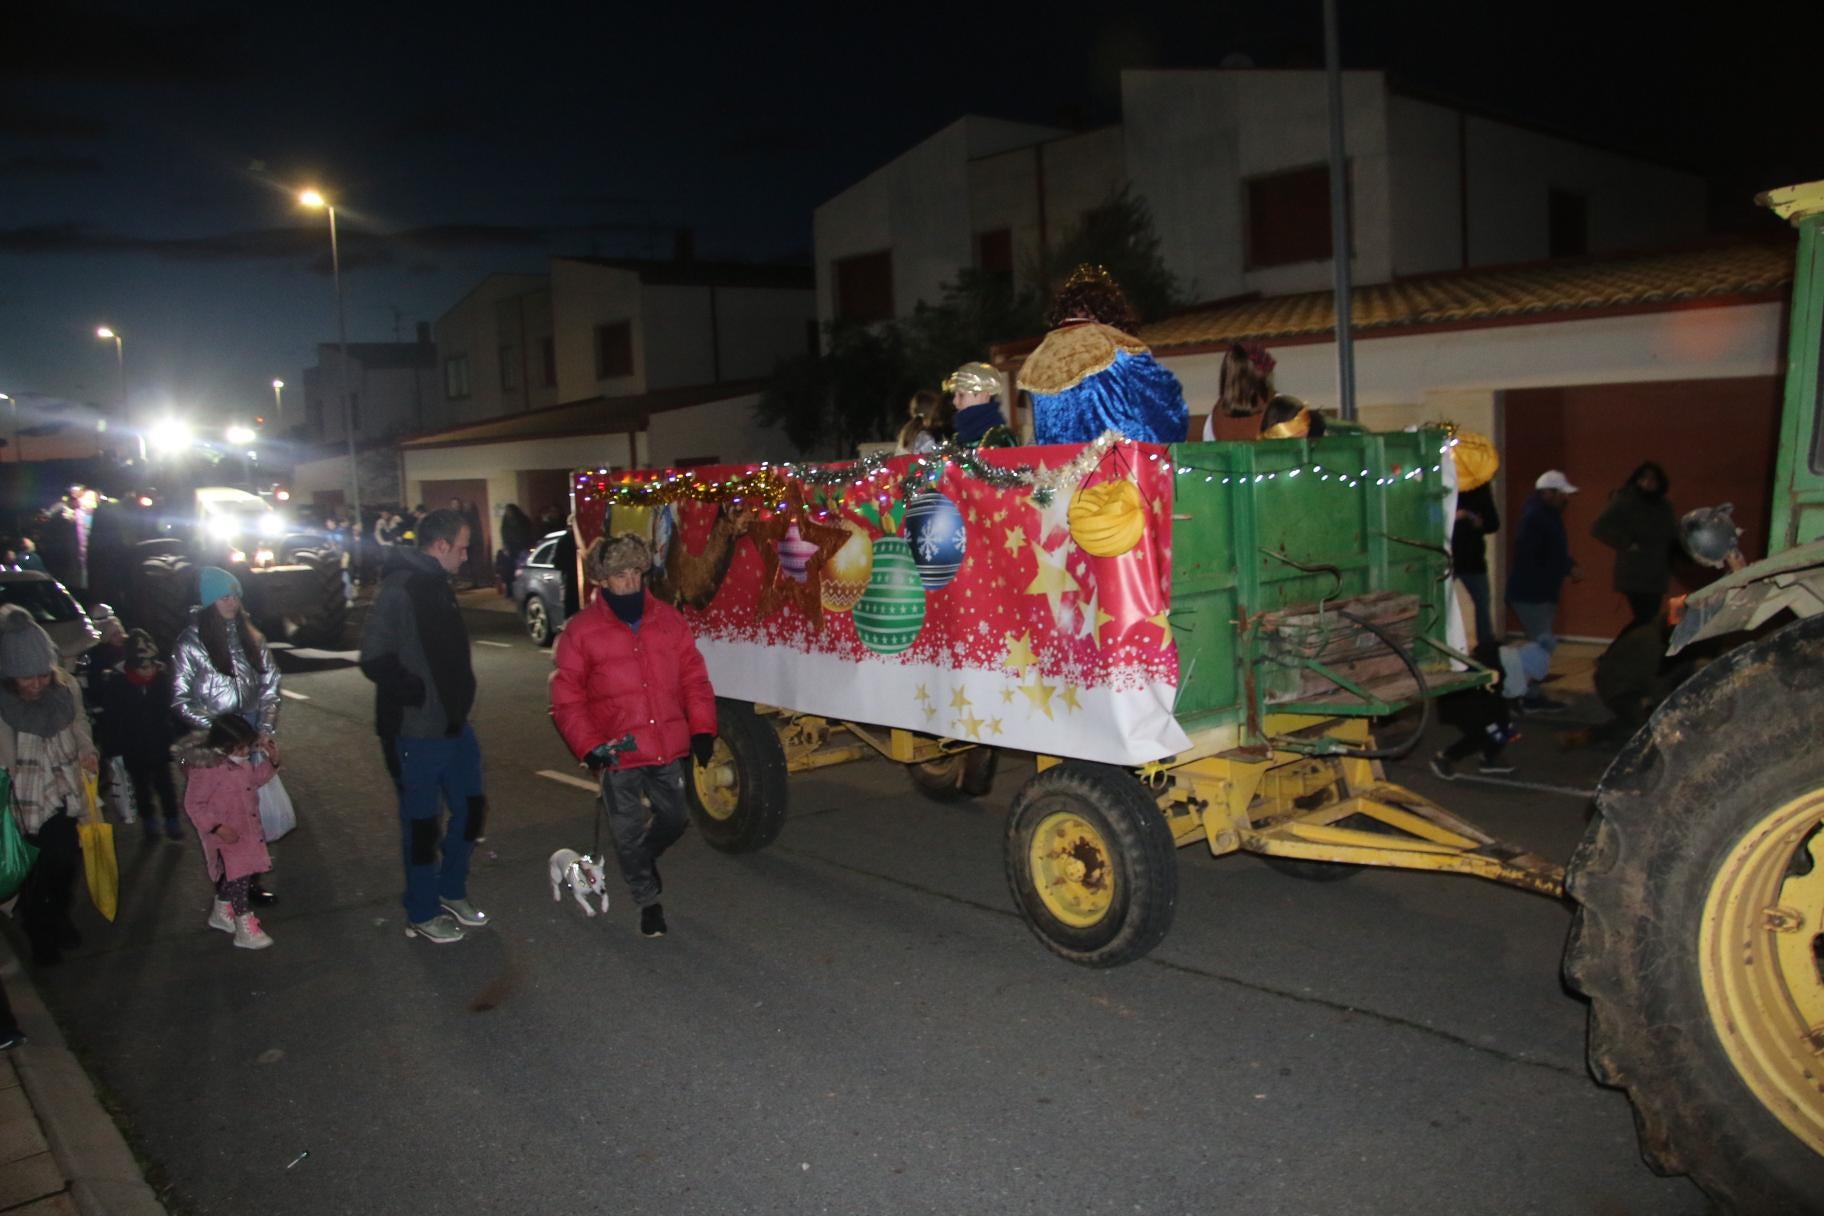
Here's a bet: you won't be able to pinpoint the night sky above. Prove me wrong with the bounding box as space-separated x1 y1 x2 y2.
1 1 1812 433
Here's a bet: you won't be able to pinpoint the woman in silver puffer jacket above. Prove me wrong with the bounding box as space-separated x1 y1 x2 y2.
171 567 283 900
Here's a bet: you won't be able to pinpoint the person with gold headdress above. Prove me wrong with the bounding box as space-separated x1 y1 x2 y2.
1018 265 1189 446
1257 395 1325 440
943 362 1016 449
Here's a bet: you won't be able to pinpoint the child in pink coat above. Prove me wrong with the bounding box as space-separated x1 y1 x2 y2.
181 715 277 950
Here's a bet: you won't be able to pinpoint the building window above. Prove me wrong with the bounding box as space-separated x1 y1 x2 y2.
541 337 557 387
976 229 1013 278
500 345 521 392
595 321 633 379
833 250 894 323
1245 164 1341 269
1548 189 1588 258
444 355 470 400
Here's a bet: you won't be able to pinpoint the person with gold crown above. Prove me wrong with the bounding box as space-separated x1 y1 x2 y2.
942 362 1017 448
1017 265 1189 445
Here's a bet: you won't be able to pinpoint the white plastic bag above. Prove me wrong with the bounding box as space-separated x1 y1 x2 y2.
102 757 137 825
258 773 297 842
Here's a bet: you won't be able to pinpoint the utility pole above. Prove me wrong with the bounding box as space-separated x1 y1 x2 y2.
1323 0 1358 422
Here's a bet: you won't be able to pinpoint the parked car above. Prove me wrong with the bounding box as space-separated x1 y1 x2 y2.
0 570 99 669
512 530 569 646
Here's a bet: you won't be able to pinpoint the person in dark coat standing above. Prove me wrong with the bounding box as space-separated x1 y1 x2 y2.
1591 461 1677 629
1452 481 1501 646
92 630 180 841
1505 470 1581 652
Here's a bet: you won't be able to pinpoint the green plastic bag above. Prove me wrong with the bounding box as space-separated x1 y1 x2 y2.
0 771 40 903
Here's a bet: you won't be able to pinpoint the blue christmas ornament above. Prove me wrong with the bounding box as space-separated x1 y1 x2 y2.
901 491 967 590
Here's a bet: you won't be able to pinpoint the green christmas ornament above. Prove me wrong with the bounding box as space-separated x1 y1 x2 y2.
853 536 927 655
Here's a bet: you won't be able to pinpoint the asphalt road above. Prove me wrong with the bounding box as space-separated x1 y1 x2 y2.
29 605 1709 1215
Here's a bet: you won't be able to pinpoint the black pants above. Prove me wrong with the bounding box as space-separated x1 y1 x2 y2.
1625 593 1662 629
1442 730 1502 765
601 761 689 908
21 812 80 963
126 757 179 822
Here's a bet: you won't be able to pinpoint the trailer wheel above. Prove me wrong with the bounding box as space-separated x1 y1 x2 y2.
1004 762 1177 967
128 549 195 652
285 547 347 648
907 747 998 802
1563 612 1824 1214
685 699 788 853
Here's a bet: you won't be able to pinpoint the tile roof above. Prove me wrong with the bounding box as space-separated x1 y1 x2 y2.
398 379 767 450
1138 243 1794 354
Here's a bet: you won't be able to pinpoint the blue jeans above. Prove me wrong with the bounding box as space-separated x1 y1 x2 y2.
386 724 486 924
1509 600 1559 654
1458 572 1494 647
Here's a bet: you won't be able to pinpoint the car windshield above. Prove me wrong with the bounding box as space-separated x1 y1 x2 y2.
528 540 557 566
0 580 82 624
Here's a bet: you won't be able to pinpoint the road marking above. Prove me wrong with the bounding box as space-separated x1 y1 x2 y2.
1448 773 1596 799
286 647 362 661
475 640 512 648
536 769 598 793
280 689 310 701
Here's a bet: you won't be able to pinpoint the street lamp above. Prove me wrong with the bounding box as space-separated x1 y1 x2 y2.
299 188 360 526
271 379 285 423
96 326 126 419
0 393 14 463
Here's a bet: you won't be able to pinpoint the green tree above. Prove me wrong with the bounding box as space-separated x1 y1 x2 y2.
757 320 913 458
1038 184 1181 323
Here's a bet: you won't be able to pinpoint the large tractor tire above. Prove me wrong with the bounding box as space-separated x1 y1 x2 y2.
284 547 347 648
685 699 789 854
1563 612 1824 1214
907 747 998 802
128 549 195 652
1004 762 1177 967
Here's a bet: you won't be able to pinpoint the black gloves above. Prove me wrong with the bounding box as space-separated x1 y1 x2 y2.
691 733 716 767
584 742 617 772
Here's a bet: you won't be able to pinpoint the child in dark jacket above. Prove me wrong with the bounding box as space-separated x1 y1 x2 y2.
91 630 182 840
180 715 276 950
1430 641 1519 778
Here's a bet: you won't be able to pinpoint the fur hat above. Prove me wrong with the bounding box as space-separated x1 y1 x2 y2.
585 533 652 583
0 605 59 679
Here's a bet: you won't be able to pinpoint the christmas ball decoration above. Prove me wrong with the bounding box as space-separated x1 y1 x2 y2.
1450 430 1499 492
853 536 926 655
901 491 967 590
820 520 874 613
1068 478 1145 557
777 524 818 583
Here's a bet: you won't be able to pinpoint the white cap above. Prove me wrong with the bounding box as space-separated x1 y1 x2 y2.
1535 470 1579 494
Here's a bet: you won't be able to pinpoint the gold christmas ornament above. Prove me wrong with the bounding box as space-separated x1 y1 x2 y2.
1068 478 1146 557
820 519 874 613
1449 429 1499 491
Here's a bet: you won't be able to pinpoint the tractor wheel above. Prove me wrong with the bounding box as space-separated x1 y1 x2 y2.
523 595 556 648
1004 762 1177 967
1563 612 1824 1214
907 747 998 802
685 699 789 854
284 548 348 648
129 549 195 652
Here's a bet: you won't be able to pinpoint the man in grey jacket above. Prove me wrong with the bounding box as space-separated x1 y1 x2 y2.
358 509 490 944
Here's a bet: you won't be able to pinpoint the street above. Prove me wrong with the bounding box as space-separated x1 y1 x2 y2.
29 604 1706 1216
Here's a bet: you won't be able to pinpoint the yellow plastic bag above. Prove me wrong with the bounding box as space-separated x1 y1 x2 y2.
79 773 117 923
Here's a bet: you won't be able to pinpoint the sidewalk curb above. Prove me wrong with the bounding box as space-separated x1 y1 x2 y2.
0 944 166 1216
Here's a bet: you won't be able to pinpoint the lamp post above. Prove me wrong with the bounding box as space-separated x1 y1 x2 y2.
299 189 360 526
271 379 285 424
96 326 126 418
0 393 14 463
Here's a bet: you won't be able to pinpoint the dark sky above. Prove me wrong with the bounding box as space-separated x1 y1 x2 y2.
1 1 1812 432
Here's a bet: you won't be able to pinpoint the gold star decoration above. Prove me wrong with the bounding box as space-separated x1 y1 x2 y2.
987 717 1005 736
954 711 986 740
999 686 1017 704
949 686 973 711
1019 677 1058 719
923 703 939 721
1060 685 1082 713
1033 481 1076 546
1147 609 1175 647
1076 588 1114 648
752 508 851 631
1002 630 1038 674
1001 523 1027 557
1023 540 1081 620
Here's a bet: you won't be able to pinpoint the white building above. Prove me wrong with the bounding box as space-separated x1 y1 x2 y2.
433 274 557 428
814 69 1706 322
298 333 438 445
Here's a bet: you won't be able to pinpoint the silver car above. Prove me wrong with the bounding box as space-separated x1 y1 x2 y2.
0 570 99 669
511 531 569 647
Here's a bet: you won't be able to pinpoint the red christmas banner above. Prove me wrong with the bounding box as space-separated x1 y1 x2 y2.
573 440 1191 765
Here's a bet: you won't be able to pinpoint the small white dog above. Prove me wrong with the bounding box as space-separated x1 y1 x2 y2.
548 849 612 917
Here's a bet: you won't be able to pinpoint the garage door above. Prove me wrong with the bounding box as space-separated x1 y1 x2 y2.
1503 377 1782 640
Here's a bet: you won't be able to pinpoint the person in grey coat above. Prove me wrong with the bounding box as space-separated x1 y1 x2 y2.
1591 461 1678 628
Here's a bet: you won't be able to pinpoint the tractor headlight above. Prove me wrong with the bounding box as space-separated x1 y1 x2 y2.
207 516 240 541
258 514 284 538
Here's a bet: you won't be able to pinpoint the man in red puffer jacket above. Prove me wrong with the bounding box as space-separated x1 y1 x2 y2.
550 533 717 938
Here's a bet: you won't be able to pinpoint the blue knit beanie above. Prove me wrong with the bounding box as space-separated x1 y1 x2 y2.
197 566 242 607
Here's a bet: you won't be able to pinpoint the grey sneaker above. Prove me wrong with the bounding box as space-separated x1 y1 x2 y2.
440 897 490 928
405 914 465 944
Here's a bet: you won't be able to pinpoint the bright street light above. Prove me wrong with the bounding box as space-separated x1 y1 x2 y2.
148 418 193 454
299 187 360 524
95 327 125 422
95 327 115 340
226 424 257 445
271 379 285 422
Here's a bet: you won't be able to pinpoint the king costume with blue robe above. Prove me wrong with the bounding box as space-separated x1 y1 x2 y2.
1019 321 1189 445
